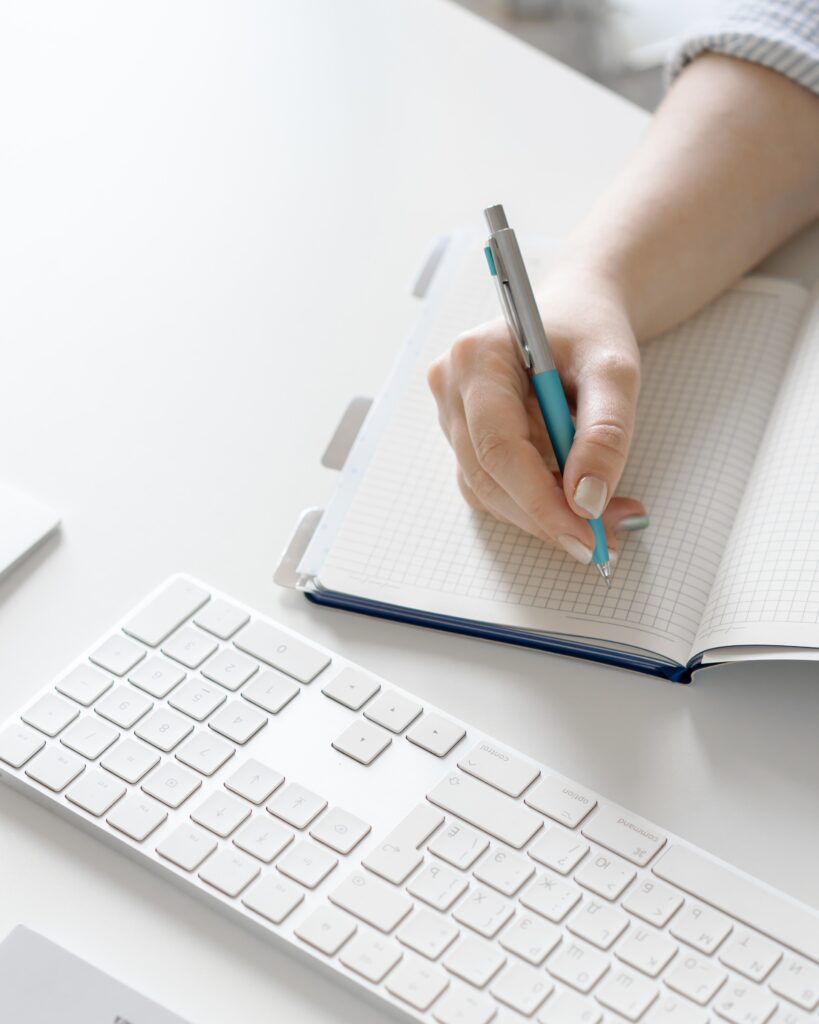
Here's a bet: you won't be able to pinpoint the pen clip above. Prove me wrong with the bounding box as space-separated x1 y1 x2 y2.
487 235 532 371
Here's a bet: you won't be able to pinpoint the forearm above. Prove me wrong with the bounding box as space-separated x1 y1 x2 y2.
552 54 819 341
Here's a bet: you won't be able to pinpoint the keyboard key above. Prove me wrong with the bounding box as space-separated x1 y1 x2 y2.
0 724 44 768
547 939 609 993
363 803 443 883
65 769 125 816
161 627 217 669
622 878 684 927
616 925 678 977
529 825 589 875
124 579 210 646
321 668 380 710
332 720 391 765
191 792 250 837
499 912 561 965
444 935 505 986
234 620 331 683
268 783 326 828
491 961 553 1015
175 732 235 776
198 848 259 897
95 685 153 728
225 759 284 805
168 678 225 721
56 665 112 706
665 953 728 1005
60 717 119 759
295 906 356 956
242 874 304 924
25 747 84 791
330 870 413 932
277 839 338 888
386 958 449 1011
129 656 186 698
670 901 733 954
208 702 267 744
567 898 629 949
22 693 78 736
406 714 466 757
90 635 145 676
242 671 300 714
310 807 371 854
520 872 582 923
100 738 160 783
538 990 602 1024
575 851 635 900
194 598 249 640
134 708 193 752
156 823 217 871
397 909 459 959
408 862 468 913
596 968 659 1021
768 955 819 1010
141 761 201 808
646 995 709 1024
340 932 403 983
715 982 778 1024
525 776 597 827
654 845 819 964
428 821 488 870
364 691 422 733
473 847 534 896
719 929 781 982
432 984 496 1024
201 649 259 691
452 885 514 938
428 772 541 850
770 1008 811 1024
582 807 666 867
233 816 293 863
459 741 540 798
107 794 167 841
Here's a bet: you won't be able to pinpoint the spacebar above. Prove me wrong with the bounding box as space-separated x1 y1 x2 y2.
653 845 819 964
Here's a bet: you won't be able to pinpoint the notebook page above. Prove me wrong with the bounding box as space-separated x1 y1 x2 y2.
694 292 819 657
315 237 807 666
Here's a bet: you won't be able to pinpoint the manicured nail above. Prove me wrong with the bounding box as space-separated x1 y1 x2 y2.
558 534 593 565
616 514 650 532
574 476 608 518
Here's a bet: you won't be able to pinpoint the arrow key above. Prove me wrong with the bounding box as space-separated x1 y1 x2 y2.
225 758 284 804
332 719 392 765
407 713 465 757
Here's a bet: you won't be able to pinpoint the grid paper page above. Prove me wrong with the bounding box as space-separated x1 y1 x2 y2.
695 294 819 655
318 242 807 666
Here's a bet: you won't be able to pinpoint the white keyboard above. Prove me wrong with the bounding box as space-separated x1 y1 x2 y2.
1 577 817 1024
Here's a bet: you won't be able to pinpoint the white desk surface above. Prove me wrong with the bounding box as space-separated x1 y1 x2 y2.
0 2 817 1021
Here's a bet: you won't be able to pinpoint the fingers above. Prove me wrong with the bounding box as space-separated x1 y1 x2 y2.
562 345 641 521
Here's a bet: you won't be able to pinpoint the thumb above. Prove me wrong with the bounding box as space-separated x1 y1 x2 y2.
562 352 640 519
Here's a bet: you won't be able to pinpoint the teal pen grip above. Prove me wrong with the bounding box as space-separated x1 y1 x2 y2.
531 369 609 565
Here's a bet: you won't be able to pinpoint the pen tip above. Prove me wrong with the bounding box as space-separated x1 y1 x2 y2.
596 562 612 588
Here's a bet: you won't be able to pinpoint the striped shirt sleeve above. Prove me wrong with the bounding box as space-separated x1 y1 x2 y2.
667 0 819 95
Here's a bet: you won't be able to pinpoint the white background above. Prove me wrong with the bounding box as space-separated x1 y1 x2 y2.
0 2 817 1022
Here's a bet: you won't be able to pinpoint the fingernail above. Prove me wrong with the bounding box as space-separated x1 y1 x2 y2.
616 514 650 532
574 476 608 518
558 534 593 565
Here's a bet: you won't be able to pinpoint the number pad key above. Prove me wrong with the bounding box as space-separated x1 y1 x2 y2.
22 694 78 737
141 761 201 808
242 671 300 714
100 739 160 783
60 717 119 760
129 657 185 699
95 686 153 728
161 627 217 669
201 649 259 691
25 748 85 791
66 769 125 816
56 665 112 706
208 702 267 745
135 708 193 752
175 732 235 776
168 679 226 721
194 599 249 640
90 635 145 676
0 724 44 768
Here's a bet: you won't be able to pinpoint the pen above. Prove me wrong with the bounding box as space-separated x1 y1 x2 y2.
483 203 612 586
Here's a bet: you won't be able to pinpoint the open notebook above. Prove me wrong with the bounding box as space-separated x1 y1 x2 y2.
295 232 819 680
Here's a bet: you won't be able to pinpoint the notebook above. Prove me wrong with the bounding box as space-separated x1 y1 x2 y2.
294 231 819 681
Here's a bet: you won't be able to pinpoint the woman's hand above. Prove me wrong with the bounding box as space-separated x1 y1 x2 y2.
427 272 648 564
